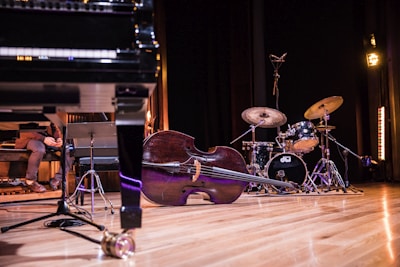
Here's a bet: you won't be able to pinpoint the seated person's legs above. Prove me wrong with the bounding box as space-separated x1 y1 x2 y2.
25 139 47 193
50 147 75 190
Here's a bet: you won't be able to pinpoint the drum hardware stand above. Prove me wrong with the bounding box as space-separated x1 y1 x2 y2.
308 113 347 193
324 133 364 193
1 126 105 233
231 120 264 176
343 150 350 187
302 172 320 194
230 119 265 146
231 120 266 193
309 157 346 192
275 128 293 152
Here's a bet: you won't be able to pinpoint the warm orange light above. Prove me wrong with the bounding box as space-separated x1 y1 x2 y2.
146 110 151 122
16 55 32 61
366 52 379 67
145 110 154 136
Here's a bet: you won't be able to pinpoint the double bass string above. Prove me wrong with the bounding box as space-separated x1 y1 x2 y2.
171 161 292 188
145 161 250 181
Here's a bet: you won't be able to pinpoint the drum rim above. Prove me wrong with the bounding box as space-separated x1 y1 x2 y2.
242 141 275 145
291 120 315 127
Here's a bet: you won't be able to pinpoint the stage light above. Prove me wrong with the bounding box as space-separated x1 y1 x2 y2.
366 33 380 67
378 106 385 161
366 52 379 67
369 34 377 48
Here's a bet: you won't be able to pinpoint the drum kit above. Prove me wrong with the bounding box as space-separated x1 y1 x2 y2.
232 96 347 194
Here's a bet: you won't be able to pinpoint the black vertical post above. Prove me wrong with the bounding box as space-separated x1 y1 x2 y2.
117 124 144 229
115 85 150 230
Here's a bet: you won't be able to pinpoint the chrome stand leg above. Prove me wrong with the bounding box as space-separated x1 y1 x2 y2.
303 171 320 194
308 158 346 193
69 170 114 214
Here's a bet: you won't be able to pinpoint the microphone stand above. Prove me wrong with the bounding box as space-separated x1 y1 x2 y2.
269 53 287 135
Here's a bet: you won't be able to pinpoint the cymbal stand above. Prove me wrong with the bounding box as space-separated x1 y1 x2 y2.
307 112 346 193
230 120 265 145
231 120 265 193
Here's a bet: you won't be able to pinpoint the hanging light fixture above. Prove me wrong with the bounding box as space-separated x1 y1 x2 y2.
366 52 379 67
366 34 380 67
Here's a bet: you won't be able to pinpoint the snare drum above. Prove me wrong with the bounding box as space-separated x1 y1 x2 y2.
264 152 307 186
291 121 319 153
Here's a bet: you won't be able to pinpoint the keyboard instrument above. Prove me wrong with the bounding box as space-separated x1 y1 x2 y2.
0 0 159 230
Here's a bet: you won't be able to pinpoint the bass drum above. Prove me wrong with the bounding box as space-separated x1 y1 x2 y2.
265 152 307 186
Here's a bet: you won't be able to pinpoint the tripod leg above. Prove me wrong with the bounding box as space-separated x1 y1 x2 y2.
94 173 114 214
69 171 90 204
1 200 105 233
309 158 327 188
328 160 347 193
303 172 320 194
1 212 60 233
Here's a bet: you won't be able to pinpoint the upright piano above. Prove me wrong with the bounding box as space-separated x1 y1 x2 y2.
0 0 158 233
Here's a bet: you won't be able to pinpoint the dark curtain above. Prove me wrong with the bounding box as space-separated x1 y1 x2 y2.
158 0 376 182
161 0 253 152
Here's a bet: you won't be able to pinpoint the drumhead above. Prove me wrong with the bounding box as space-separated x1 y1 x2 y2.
265 152 307 186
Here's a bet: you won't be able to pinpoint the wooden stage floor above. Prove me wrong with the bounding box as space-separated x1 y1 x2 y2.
0 182 399 267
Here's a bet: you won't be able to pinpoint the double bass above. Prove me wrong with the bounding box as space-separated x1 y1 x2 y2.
141 130 293 206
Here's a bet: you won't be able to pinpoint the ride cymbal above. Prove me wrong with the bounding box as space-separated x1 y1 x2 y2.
304 96 344 120
241 107 287 128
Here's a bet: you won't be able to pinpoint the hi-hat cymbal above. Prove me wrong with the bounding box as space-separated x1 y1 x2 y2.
241 107 287 128
304 96 344 120
316 124 336 132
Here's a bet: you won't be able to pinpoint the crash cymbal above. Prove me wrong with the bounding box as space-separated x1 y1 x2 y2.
241 107 287 128
304 96 344 120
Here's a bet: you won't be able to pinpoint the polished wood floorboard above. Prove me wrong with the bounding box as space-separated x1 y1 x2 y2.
0 182 399 267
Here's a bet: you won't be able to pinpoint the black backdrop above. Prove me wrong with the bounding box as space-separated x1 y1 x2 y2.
157 0 371 182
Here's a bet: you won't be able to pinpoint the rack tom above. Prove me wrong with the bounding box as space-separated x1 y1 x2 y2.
291 121 319 153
